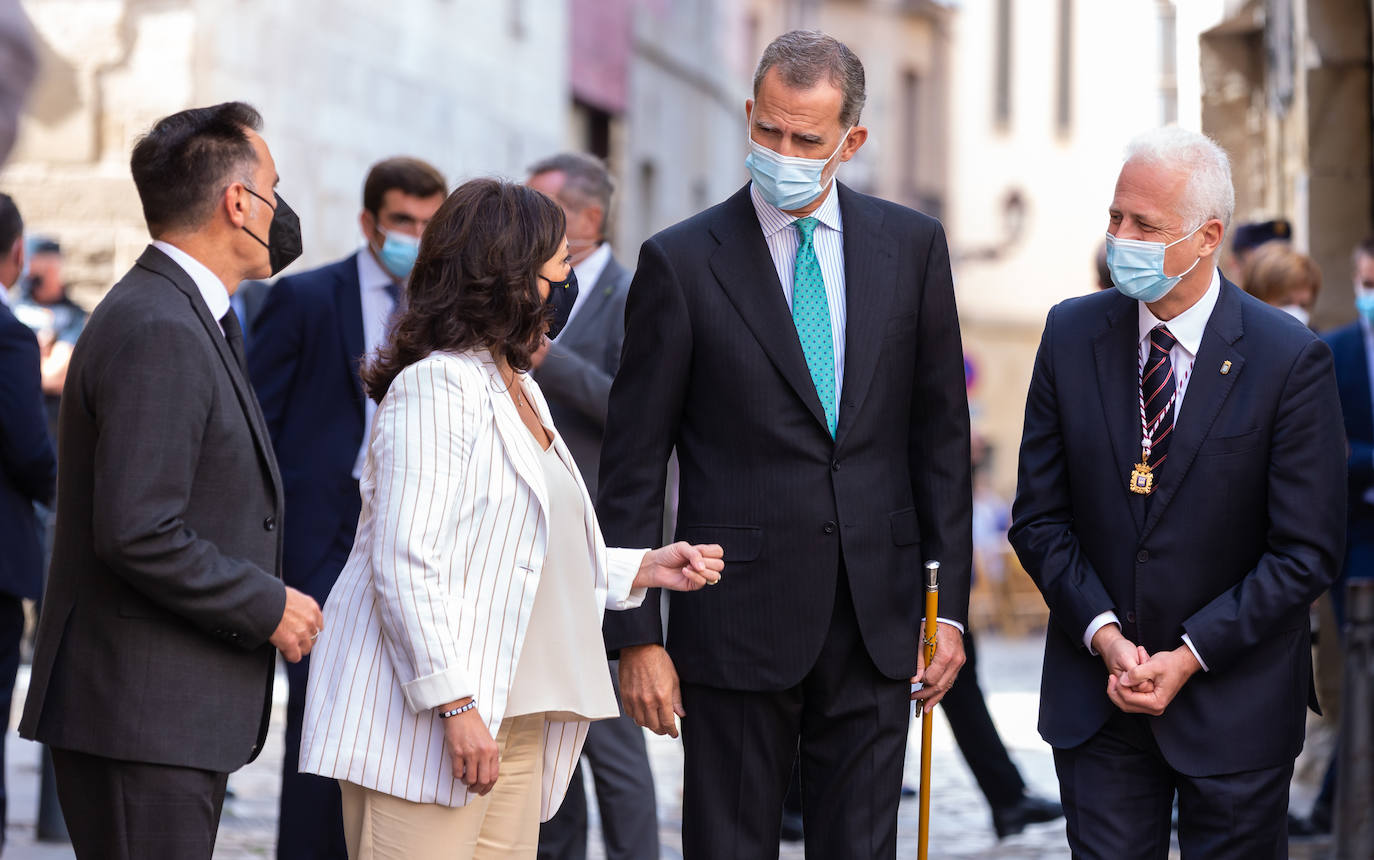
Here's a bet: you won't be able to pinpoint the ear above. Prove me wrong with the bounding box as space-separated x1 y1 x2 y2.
359 208 377 239
1199 219 1226 259
225 182 251 229
838 125 868 163
8 236 23 272
745 99 754 127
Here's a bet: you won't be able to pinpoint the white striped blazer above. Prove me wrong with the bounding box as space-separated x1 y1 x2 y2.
298 348 646 819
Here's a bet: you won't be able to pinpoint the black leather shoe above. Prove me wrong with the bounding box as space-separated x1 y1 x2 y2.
780 810 805 842
991 793 1064 839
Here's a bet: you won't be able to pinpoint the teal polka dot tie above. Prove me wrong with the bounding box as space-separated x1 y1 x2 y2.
791 216 836 436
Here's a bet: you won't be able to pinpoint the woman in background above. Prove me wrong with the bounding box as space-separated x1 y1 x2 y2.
300 178 722 859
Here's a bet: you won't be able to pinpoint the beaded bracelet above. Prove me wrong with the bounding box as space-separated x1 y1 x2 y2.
439 700 478 719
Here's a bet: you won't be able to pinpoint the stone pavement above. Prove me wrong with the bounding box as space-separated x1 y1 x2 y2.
0 633 1332 859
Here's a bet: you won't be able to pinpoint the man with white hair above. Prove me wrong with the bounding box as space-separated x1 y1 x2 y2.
1009 127 1345 857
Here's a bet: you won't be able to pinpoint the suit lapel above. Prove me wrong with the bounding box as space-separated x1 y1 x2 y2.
134 246 284 500
475 352 550 524
1141 279 1246 537
336 253 367 417
1092 293 1147 533
558 253 621 349
707 185 829 434
834 185 896 447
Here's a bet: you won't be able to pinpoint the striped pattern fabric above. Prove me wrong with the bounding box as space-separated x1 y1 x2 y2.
1142 325 1177 469
299 348 647 819
750 182 847 409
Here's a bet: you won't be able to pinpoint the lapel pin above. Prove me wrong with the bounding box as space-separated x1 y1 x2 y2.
1220 360 1232 375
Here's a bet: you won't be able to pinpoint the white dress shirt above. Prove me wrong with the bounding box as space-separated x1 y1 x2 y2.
558 241 611 341
353 249 403 479
1084 268 1221 670
151 240 230 335
750 182 847 408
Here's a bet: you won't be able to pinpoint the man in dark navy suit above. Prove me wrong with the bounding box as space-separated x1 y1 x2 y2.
599 31 972 858
247 157 445 860
1010 127 1345 859
0 192 55 853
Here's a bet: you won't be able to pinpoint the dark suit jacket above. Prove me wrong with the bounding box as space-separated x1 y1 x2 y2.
0 300 55 600
598 183 973 691
247 254 366 601
1009 279 1345 777
1322 322 1374 592
534 249 631 497
19 246 287 773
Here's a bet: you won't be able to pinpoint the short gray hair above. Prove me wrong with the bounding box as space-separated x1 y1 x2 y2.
753 30 866 128
1123 127 1235 230
527 152 614 235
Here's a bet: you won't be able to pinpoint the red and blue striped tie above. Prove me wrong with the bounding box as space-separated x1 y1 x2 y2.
1143 324 1177 471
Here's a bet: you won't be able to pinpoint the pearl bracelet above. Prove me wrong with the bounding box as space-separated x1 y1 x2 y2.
438 700 478 719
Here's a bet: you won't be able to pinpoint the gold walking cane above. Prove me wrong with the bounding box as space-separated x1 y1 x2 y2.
917 560 940 860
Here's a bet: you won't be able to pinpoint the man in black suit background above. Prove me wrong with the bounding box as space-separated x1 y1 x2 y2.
247 156 444 860
526 153 657 860
598 30 972 858
0 192 55 853
18 102 323 859
1009 127 1345 858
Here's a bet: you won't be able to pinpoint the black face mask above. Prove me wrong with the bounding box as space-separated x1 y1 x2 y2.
244 188 303 276
543 267 579 340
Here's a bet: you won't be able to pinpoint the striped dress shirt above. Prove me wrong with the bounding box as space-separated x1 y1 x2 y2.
750 181 847 408
299 348 646 819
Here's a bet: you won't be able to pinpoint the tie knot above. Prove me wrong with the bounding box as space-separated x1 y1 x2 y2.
793 216 819 243
221 309 242 340
1149 325 1177 353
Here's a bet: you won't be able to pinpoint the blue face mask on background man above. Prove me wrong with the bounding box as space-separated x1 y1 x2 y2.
1105 224 1202 303
1355 287 1374 325
375 230 420 280
745 127 851 211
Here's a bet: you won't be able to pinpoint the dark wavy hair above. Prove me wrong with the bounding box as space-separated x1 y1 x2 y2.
362 178 566 402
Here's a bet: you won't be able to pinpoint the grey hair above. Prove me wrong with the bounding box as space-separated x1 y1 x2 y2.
753 30 866 128
527 152 614 236
1123 127 1235 230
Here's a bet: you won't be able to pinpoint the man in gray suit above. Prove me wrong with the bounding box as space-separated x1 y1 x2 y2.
528 153 657 860
19 101 323 859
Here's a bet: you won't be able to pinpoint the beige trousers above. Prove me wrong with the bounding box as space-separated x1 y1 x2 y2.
339 713 547 859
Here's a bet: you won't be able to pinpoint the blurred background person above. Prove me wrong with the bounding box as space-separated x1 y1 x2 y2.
11 239 86 442
1225 217 1292 289
1297 234 1374 837
0 191 55 855
247 155 445 860
298 178 722 859
525 152 655 860
1241 240 1322 326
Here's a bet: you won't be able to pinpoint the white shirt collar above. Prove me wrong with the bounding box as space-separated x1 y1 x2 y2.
573 241 612 295
1137 267 1222 356
357 246 399 293
150 240 230 327
749 181 844 239
0 283 10 308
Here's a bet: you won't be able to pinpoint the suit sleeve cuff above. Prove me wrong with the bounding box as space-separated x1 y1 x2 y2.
401 665 474 715
1181 633 1210 672
604 547 648 611
1084 611 1120 655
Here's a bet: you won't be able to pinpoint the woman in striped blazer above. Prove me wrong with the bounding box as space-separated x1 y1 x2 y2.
299 179 723 859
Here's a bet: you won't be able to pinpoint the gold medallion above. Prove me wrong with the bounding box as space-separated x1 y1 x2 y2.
1129 461 1155 495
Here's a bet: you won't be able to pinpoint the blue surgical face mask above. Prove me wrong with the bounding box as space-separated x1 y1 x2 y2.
1356 288 1374 325
375 230 420 280
744 127 852 211
1105 225 1203 303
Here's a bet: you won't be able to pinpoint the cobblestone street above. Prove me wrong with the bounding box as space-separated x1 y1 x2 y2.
0 633 1330 859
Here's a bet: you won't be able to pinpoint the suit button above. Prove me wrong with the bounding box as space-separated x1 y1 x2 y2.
831 460 840 472
1126 611 1137 624
263 516 276 531
823 521 836 535
1136 549 1149 563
